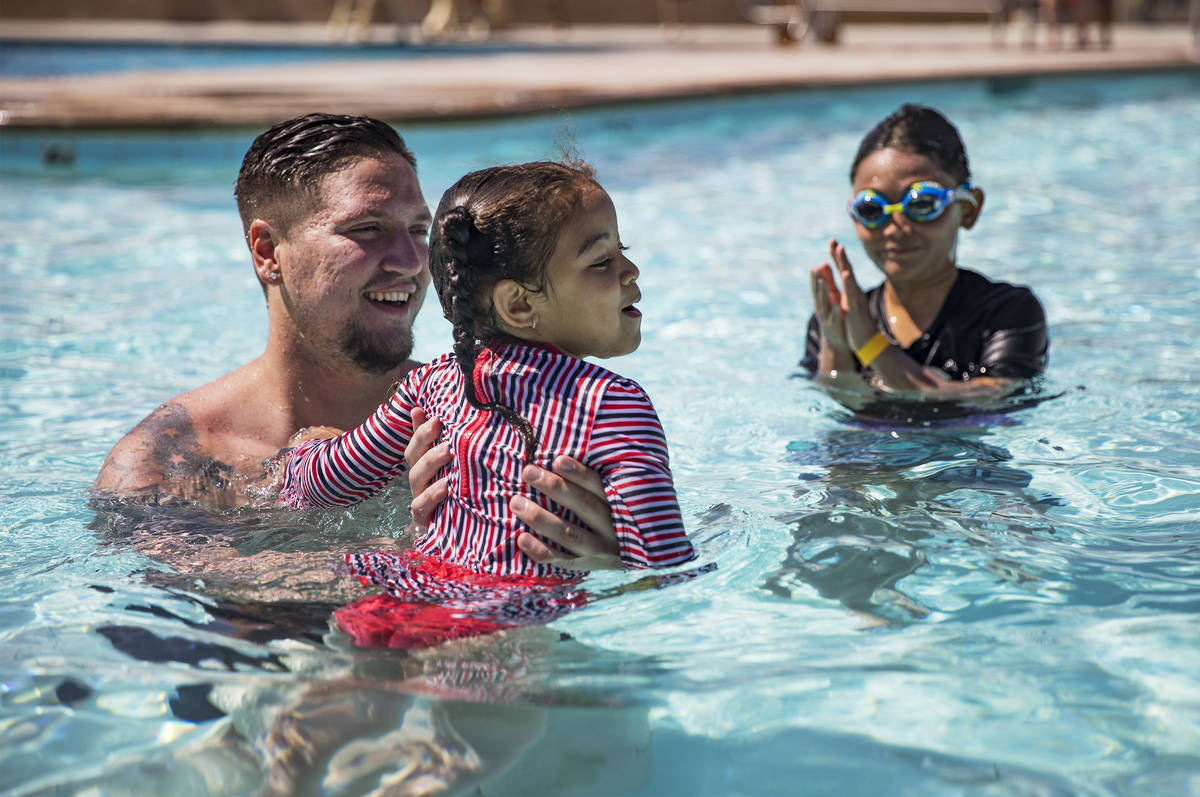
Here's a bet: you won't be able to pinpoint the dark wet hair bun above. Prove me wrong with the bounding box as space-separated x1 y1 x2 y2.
851 104 970 185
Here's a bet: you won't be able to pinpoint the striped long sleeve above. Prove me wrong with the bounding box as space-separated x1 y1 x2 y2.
280 342 695 576
279 383 416 509
587 380 693 568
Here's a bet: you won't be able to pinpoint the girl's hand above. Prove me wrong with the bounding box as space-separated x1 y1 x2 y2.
810 261 849 352
405 407 450 535
286 425 344 448
829 239 880 351
512 457 623 571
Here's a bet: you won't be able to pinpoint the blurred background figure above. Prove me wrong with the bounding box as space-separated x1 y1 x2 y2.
1038 0 1115 48
1011 0 1042 48
421 0 510 39
1192 0 1200 51
328 0 379 41
657 0 696 40
329 0 429 41
1040 0 1089 47
1093 0 1115 47
543 0 571 29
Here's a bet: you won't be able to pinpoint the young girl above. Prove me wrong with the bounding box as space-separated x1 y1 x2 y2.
802 104 1049 405
281 161 696 647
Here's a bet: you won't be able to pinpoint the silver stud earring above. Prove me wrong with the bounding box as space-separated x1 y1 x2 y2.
531 317 538 330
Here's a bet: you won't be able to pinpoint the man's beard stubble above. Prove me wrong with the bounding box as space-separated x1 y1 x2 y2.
343 322 413 376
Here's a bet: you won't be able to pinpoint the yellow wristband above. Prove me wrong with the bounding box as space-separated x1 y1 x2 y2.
855 331 889 367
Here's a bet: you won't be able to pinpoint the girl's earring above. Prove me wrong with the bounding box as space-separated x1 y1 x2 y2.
531 317 538 330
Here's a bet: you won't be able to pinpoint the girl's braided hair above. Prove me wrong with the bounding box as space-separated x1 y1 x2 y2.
429 161 599 462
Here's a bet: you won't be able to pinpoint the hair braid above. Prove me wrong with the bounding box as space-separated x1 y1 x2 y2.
440 206 538 462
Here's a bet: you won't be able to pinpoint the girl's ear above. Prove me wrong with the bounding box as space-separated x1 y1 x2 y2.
249 219 282 285
960 187 985 230
492 279 537 331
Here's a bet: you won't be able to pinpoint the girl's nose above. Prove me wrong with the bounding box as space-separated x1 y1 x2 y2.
883 211 914 234
620 258 639 285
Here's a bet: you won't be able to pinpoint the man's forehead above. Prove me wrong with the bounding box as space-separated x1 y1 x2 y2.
317 155 429 216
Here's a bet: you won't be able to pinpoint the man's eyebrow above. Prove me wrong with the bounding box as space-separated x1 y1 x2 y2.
576 231 610 257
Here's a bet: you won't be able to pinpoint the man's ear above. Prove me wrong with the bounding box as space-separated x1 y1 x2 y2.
960 187 985 230
491 279 537 331
249 219 282 285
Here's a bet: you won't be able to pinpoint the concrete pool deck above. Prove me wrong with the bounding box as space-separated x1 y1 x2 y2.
1 19 1198 128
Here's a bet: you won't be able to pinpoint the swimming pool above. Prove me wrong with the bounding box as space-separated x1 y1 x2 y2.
0 39 601 78
2 71 1199 795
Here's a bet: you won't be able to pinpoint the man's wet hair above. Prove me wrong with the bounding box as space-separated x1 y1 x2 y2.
851 104 971 185
234 112 417 238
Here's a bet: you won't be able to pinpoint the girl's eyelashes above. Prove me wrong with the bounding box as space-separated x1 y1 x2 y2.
589 244 630 269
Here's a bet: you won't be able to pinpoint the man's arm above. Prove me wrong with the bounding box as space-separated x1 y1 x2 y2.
94 403 237 504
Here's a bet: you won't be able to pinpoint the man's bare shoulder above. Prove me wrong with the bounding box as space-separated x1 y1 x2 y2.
94 395 227 501
94 366 270 505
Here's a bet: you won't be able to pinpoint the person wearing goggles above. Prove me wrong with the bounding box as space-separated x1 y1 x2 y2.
800 104 1049 406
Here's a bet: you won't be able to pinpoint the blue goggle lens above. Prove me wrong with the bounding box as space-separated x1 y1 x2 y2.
849 182 967 229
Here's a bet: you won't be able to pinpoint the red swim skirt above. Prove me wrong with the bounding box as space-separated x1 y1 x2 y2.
334 551 586 650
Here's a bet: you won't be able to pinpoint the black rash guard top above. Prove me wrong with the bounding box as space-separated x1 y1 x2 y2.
800 268 1049 381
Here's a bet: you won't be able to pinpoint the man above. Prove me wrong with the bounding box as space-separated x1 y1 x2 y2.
95 112 616 564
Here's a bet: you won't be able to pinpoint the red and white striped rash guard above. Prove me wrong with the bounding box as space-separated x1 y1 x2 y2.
281 339 695 577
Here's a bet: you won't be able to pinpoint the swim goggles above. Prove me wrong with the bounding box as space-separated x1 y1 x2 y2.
848 181 976 230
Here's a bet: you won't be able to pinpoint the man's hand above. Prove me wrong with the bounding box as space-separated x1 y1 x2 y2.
405 411 621 570
286 425 344 448
405 407 450 534
512 457 622 571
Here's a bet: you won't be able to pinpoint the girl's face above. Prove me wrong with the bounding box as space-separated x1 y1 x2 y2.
528 187 642 359
851 147 979 287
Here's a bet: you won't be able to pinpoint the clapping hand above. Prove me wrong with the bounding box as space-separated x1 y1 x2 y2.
812 238 880 353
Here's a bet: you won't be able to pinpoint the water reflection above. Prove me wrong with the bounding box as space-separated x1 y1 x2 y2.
73 495 667 794
769 398 1064 627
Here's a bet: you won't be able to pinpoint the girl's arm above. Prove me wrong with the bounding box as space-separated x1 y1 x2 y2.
832 245 1044 399
585 379 695 569
279 386 416 509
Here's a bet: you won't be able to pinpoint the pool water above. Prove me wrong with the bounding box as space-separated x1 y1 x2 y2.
3 71 1200 795
0 39 600 78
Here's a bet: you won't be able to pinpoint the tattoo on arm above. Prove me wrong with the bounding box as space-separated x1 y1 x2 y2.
99 404 236 502
147 404 235 491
